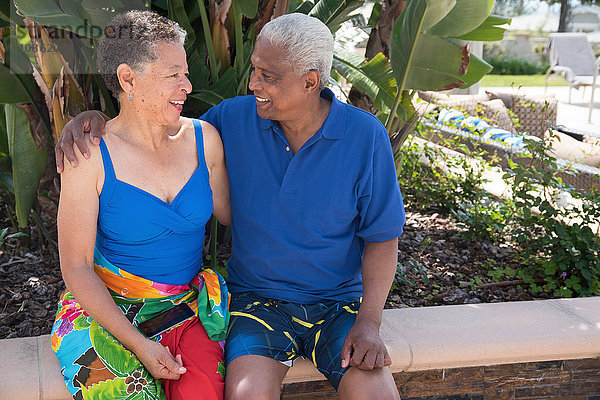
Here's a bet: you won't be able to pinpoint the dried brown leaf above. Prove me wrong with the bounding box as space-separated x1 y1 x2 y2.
0 28 5 64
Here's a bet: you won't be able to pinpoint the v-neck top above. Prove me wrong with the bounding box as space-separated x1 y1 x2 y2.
95 119 213 285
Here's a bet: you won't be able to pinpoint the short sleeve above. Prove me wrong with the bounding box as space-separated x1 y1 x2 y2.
356 130 405 242
200 103 222 133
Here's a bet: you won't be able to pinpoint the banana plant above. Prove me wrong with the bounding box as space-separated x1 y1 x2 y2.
387 0 509 130
4 104 46 227
331 0 510 159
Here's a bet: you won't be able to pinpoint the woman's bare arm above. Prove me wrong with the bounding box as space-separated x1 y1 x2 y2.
202 122 231 226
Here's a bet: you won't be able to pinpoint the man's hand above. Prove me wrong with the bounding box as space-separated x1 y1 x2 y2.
134 340 187 380
340 317 392 370
56 110 108 172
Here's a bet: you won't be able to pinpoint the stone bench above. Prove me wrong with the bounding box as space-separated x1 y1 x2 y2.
1 297 599 399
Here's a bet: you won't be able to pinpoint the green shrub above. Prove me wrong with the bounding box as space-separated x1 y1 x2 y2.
399 111 600 297
485 56 549 75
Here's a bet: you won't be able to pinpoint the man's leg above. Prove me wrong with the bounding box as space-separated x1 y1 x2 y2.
303 300 400 400
225 293 301 400
337 366 400 400
225 355 289 400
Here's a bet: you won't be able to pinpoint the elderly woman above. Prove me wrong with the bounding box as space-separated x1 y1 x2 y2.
50 11 230 400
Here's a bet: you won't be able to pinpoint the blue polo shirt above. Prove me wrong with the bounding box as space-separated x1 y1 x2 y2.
201 89 405 303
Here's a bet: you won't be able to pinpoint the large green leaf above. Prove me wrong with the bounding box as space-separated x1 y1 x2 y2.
168 0 198 52
459 52 492 88
189 67 237 106
292 0 316 14
420 0 455 31
390 0 466 93
0 172 13 193
407 35 468 90
427 0 494 37
309 0 363 33
0 104 7 154
332 49 396 111
5 104 46 227
0 35 36 103
14 0 147 36
457 14 511 42
13 0 87 32
234 0 258 19
0 2 12 24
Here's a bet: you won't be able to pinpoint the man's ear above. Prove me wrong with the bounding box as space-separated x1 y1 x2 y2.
117 63 136 94
305 70 321 93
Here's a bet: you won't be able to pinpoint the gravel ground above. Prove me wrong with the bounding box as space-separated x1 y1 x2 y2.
0 209 555 340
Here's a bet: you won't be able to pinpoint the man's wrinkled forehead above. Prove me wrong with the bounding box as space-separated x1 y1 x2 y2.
251 39 290 74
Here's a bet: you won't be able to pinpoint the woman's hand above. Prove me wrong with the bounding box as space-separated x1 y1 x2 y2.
133 339 187 380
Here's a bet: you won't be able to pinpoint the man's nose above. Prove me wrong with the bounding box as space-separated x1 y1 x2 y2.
248 70 260 92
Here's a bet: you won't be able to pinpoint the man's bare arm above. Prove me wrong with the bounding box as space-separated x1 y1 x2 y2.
340 238 398 370
55 111 109 172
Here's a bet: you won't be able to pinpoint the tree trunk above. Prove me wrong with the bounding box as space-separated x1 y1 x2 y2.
558 0 570 32
365 0 406 59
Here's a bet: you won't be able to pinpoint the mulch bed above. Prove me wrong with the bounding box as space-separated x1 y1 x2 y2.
0 209 556 340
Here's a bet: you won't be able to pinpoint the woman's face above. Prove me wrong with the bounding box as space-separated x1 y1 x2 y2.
128 42 192 125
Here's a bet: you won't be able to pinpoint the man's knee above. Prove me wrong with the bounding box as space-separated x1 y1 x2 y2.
225 355 288 400
337 366 400 400
225 382 280 400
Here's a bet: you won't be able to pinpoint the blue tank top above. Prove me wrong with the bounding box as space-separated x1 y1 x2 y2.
95 119 213 285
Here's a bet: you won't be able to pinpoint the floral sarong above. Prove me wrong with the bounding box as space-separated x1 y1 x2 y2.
51 248 229 400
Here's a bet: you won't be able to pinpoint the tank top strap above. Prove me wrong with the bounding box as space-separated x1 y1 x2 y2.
192 119 210 181
98 137 117 204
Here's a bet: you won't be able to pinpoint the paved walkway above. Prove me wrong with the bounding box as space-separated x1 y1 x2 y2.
481 85 600 136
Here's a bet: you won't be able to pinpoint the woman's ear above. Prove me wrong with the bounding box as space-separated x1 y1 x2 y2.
116 63 136 94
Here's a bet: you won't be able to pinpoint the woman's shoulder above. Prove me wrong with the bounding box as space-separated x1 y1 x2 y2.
181 117 219 137
181 117 221 147
182 118 223 167
62 132 104 175
60 130 105 195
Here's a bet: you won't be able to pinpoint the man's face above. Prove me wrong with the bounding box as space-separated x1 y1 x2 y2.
248 37 308 122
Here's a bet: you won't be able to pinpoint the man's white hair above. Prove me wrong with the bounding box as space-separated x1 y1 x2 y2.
258 13 333 89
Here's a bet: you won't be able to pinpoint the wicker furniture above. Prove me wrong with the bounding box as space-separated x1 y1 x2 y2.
417 91 600 191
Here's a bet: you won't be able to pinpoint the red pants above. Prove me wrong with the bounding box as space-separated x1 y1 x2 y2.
160 318 225 400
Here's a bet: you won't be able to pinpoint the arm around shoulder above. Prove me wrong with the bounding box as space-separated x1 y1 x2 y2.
201 121 231 225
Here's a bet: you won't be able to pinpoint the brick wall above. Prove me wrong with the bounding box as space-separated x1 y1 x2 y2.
281 358 600 400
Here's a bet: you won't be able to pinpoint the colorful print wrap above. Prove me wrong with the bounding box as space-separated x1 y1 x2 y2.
51 248 229 400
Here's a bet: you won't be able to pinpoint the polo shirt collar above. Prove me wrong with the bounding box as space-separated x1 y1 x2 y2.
257 88 346 140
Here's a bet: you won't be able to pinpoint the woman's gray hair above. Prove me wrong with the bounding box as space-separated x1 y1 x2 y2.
97 10 187 98
258 13 333 89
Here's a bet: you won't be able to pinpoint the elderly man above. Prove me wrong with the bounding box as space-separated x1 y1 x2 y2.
57 13 404 400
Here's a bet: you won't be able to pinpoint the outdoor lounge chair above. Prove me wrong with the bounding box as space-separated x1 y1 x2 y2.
545 32 600 122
